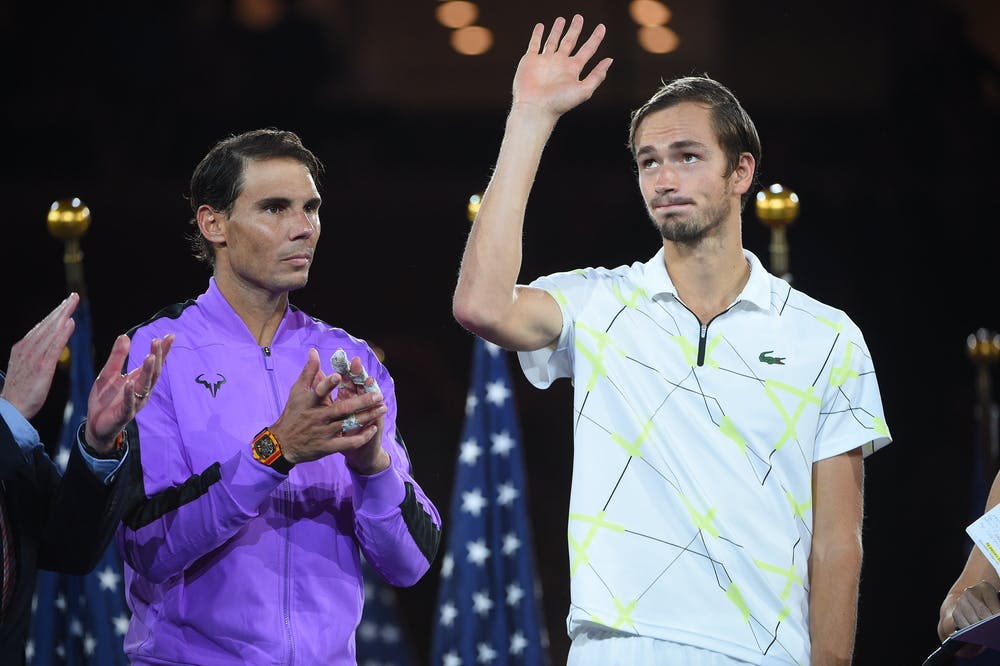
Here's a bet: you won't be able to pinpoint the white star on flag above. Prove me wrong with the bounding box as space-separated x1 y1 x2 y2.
502 532 521 556
380 624 401 642
441 553 455 578
97 565 122 592
489 431 515 457
55 446 71 472
471 590 494 617
484 380 511 407
430 338 545 665
466 539 491 566
506 583 525 607
25 640 34 661
461 488 487 516
459 438 483 465
476 642 498 663
357 620 377 641
440 601 459 627
113 613 131 636
496 481 518 506
69 617 83 636
83 633 98 656
509 631 529 655
55 594 66 611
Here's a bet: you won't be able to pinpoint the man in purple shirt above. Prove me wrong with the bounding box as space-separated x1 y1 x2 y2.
117 129 441 665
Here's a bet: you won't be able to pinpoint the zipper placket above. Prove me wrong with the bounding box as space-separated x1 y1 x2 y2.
678 305 736 367
263 346 295 665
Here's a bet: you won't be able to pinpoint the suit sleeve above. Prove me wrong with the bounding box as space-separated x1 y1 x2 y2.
117 327 285 584
350 356 441 586
0 411 122 575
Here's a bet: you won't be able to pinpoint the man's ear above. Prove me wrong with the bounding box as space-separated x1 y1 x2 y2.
731 152 756 197
196 205 226 246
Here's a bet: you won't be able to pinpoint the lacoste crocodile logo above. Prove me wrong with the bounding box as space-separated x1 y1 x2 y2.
758 351 786 365
195 373 227 397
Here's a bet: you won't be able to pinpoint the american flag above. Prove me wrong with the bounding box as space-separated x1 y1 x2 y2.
27 298 131 665
355 558 417 666
430 338 548 666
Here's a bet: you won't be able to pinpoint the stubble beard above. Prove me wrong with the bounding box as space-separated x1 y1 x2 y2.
652 195 732 246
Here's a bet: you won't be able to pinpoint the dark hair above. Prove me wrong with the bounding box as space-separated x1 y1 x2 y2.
188 129 324 267
628 76 761 210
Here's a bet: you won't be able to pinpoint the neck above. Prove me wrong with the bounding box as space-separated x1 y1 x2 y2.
213 270 289 346
663 231 750 324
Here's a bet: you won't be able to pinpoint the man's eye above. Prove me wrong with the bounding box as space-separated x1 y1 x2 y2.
681 154 700 164
640 158 659 169
264 205 284 214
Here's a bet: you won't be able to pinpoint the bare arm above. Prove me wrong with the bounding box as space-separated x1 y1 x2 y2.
937 471 1000 656
452 15 612 351
809 448 864 666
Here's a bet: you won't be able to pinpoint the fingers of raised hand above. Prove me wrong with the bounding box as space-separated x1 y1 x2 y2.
541 16 566 54
573 22 608 65
556 14 584 54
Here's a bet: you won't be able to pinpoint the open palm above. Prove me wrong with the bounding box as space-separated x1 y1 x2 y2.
512 15 613 116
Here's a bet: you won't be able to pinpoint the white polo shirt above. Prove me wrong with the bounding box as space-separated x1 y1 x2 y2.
519 249 890 666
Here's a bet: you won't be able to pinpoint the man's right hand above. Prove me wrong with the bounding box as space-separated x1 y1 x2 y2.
511 14 612 119
1 294 79 420
939 581 1000 657
269 349 387 466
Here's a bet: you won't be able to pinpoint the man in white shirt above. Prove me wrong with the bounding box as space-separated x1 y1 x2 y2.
453 15 890 666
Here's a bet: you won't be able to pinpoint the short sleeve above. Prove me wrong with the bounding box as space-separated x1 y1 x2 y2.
814 318 891 460
516 270 596 389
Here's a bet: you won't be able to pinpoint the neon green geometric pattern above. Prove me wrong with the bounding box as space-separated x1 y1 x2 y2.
873 416 889 437
612 283 648 309
670 333 722 368
830 344 859 387
784 490 812 521
764 380 821 450
611 418 654 458
568 511 625 577
726 582 751 622
681 495 720 538
611 596 638 629
816 316 844 333
754 558 804 601
576 321 625 391
720 416 747 454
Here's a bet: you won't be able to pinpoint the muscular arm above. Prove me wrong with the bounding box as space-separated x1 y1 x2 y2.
452 15 611 352
809 448 864 666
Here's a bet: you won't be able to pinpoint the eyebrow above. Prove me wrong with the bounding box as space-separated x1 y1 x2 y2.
635 139 710 158
255 196 322 209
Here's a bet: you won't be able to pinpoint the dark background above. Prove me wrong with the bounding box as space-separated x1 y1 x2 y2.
2 0 999 663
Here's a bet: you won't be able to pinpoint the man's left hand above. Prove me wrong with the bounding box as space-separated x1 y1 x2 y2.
84 334 174 454
334 355 389 475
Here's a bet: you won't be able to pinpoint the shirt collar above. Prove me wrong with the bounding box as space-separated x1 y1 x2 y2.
640 247 774 312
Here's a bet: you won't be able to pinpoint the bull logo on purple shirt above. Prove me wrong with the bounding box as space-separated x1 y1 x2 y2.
195 373 227 397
